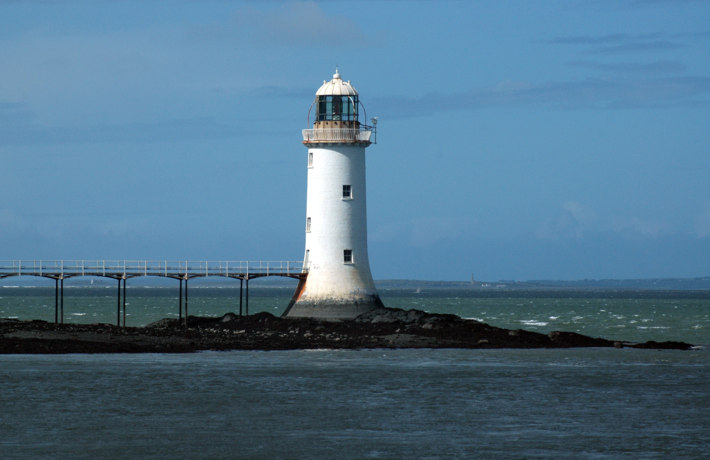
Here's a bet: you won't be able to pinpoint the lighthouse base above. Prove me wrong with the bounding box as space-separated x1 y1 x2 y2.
283 295 385 321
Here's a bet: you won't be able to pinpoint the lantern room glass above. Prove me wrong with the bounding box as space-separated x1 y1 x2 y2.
316 95 359 122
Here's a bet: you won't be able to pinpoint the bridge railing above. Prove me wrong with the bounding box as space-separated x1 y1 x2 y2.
0 260 306 278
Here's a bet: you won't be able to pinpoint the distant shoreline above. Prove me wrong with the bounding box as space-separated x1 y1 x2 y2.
3 277 710 290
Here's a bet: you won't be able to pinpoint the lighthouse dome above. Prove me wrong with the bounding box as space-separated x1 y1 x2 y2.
315 70 358 96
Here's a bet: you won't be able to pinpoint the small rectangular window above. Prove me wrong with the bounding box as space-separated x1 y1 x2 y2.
306 217 311 233
342 185 352 199
344 249 353 264
308 151 313 168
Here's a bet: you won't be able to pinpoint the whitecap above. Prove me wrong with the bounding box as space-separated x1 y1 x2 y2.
71 313 87 316
548 316 559 320
519 319 548 327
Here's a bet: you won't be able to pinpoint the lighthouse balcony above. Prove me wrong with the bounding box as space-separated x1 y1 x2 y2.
302 128 372 144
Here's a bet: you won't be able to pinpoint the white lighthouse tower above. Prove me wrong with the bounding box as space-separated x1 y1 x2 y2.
284 70 384 320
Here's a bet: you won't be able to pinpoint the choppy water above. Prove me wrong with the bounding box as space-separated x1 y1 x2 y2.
1 349 709 459
1 286 709 458
2 286 709 344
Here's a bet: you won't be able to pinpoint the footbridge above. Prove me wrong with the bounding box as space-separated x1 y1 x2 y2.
0 260 306 327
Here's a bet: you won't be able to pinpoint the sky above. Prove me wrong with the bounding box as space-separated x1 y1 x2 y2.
1 0 709 282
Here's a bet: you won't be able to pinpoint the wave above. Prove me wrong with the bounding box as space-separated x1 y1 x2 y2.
519 319 548 327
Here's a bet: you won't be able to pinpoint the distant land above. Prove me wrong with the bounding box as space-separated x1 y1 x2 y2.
2 276 710 290
376 277 710 291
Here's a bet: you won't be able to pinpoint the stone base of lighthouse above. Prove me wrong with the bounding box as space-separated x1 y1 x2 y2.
283 276 384 321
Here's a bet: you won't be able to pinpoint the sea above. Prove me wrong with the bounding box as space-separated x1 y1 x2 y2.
1 285 709 459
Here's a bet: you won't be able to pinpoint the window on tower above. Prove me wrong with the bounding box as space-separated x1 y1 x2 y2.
342 185 352 199
343 249 353 264
306 217 311 233
308 151 313 168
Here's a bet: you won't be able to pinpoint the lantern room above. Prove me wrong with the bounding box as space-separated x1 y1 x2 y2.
313 70 360 128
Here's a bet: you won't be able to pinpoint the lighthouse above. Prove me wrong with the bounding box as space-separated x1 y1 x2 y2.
284 70 384 320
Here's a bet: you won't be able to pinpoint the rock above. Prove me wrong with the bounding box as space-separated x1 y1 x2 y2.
220 313 239 323
0 307 695 353
144 318 176 329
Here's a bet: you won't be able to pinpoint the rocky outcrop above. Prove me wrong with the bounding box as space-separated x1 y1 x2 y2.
0 308 694 354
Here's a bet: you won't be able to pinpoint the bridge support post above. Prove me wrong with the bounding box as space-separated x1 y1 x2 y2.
245 277 249 316
239 278 243 316
116 278 121 327
54 278 59 324
178 278 183 321
184 277 189 327
60 277 64 324
122 278 127 327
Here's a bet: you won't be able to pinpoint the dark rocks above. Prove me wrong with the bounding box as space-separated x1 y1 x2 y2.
627 340 693 350
0 307 695 353
548 330 614 348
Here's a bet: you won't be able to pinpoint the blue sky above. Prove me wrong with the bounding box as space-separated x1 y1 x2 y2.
1 0 709 281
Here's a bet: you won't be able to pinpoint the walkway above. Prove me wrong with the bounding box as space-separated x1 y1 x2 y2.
0 260 306 327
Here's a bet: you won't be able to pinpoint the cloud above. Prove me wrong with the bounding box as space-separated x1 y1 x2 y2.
609 216 671 238
547 33 661 45
629 0 709 6
0 208 28 232
537 202 683 241
694 203 710 238
536 201 596 240
562 201 596 224
408 216 470 248
545 32 682 54
568 60 686 75
375 75 710 117
232 1 370 47
0 117 244 146
589 41 681 55
0 101 32 124
371 216 472 248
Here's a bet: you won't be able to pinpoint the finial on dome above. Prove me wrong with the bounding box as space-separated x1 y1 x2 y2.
333 66 341 80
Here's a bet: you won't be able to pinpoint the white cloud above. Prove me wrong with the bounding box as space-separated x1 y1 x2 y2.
694 203 710 238
375 75 710 118
536 201 596 239
545 32 682 54
537 201 682 240
609 216 671 238
568 60 686 75
372 216 472 248
562 201 596 224
232 2 369 47
408 216 468 248
0 208 28 232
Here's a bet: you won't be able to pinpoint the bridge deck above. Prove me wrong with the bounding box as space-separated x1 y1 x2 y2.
0 260 307 327
0 260 306 280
